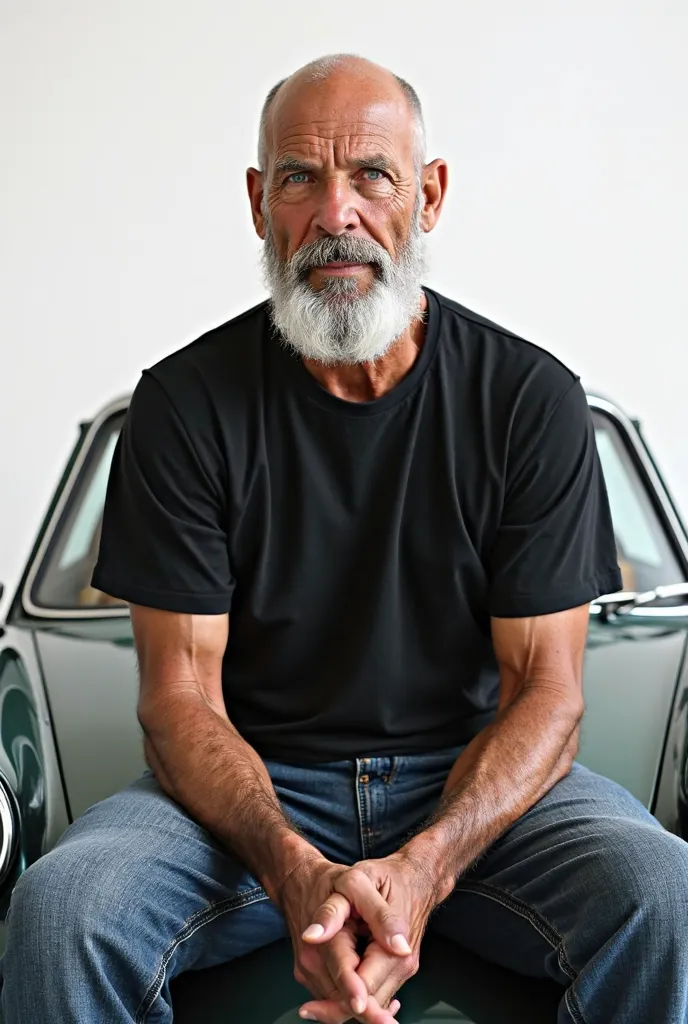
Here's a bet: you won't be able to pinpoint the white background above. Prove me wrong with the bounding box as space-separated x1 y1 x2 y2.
1 0 686 611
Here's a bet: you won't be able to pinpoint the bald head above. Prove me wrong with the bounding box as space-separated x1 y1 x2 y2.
257 54 426 173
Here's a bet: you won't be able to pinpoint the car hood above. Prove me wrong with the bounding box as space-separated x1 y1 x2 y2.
32 617 688 822
29 617 688 1024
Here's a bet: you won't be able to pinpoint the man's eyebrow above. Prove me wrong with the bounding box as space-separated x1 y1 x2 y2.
273 157 317 175
272 154 402 177
349 154 402 177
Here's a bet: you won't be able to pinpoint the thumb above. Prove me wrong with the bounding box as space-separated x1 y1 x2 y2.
302 892 351 943
334 870 411 956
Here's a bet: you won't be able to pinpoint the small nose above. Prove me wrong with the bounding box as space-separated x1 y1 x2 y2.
313 178 361 236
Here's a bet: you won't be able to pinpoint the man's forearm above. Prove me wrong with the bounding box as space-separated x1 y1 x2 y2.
402 686 582 900
139 692 318 902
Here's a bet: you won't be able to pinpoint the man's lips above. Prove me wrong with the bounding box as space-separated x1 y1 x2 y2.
313 261 370 275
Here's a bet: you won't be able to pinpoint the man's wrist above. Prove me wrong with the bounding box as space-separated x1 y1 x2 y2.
399 828 459 905
260 828 324 905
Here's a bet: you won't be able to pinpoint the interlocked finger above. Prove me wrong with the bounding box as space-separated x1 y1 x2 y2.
297 920 364 1016
333 869 410 955
299 993 402 1024
303 891 351 943
323 921 368 1015
357 940 417 1013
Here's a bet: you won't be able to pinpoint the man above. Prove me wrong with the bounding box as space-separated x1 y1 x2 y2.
2 53 688 1024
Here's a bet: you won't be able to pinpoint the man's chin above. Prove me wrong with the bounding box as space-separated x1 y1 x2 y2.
321 290 364 309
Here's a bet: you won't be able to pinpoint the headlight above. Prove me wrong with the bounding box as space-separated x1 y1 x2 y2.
0 776 17 885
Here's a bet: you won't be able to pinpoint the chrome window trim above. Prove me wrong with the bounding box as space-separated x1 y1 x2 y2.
590 604 688 620
21 396 132 620
20 394 688 621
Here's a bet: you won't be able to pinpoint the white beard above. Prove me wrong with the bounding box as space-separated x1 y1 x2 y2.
261 203 427 366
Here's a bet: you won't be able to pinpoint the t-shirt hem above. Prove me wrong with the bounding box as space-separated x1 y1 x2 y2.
489 567 623 618
249 713 497 762
90 571 232 615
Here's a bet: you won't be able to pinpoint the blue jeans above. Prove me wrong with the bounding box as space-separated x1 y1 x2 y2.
2 749 688 1023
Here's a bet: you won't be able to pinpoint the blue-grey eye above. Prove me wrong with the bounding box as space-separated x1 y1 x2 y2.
287 172 309 184
363 169 384 180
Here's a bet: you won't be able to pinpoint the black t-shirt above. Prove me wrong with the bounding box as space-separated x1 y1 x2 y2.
93 288 621 761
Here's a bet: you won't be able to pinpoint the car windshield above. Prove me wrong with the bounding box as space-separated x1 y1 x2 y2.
31 413 127 611
591 410 685 595
28 404 686 613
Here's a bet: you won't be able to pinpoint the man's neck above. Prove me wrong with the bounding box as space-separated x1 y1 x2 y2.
301 292 428 403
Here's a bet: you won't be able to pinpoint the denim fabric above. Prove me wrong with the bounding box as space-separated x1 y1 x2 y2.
2 750 688 1023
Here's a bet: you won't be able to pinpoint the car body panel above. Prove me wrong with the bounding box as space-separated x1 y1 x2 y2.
579 620 687 808
653 630 688 836
31 624 143 821
24 616 688 826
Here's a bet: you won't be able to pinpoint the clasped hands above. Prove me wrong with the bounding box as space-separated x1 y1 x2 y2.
279 847 452 1024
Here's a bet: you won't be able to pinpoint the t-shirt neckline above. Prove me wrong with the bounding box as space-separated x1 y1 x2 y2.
274 287 441 417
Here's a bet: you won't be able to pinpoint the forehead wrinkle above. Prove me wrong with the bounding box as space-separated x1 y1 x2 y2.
276 130 400 164
275 129 404 170
277 114 397 138
267 92 417 166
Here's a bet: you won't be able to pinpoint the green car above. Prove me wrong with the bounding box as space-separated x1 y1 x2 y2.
1 391 688 1023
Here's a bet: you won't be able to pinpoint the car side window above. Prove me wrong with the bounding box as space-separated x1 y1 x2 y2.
592 410 685 594
31 414 126 610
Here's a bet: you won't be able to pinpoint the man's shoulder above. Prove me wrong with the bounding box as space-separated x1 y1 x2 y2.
429 288 579 394
151 299 270 374
128 300 272 431
147 300 271 384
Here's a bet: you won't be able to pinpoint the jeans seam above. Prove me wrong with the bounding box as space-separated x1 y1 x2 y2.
135 885 268 1023
565 985 588 1024
355 760 370 860
385 758 400 787
455 880 578 983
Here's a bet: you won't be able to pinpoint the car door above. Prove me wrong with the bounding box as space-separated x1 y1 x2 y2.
580 398 688 815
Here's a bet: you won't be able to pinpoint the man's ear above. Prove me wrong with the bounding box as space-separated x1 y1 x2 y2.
246 167 266 239
419 159 448 233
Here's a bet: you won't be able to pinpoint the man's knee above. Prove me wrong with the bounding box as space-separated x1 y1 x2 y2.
601 822 688 938
0 829 166 1022
6 834 142 952
637 829 688 924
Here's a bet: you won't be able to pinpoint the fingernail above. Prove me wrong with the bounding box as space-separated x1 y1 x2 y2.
302 923 325 940
390 933 412 954
352 997 366 1014
299 1011 317 1021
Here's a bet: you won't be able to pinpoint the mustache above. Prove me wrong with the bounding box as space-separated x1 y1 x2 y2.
289 235 392 281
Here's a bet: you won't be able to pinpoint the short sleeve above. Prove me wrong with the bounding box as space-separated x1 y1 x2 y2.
488 380 622 618
91 371 235 614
